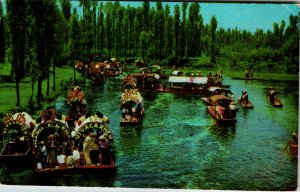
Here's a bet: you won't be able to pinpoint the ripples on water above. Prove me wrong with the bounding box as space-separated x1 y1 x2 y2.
0 77 298 190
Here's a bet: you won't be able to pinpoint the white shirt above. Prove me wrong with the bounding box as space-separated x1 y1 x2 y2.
72 150 80 161
57 154 66 164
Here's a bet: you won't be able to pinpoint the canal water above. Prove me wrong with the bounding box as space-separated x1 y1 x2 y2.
0 77 298 190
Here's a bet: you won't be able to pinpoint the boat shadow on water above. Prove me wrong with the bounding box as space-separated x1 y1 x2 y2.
209 124 236 142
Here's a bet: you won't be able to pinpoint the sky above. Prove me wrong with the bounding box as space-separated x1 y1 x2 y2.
71 1 299 33
0 0 299 33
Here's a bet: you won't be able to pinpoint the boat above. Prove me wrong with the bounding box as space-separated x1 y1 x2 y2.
66 86 86 124
31 110 72 173
267 89 283 107
206 95 237 124
120 89 144 125
0 112 35 165
73 121 116 171
231 77 265 81
201 86 234 106
286 132 298 159
290 143 298 158
237 98 254 108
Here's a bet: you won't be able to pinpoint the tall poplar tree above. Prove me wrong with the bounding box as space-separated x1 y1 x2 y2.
0 3 5 63
210 16 217 65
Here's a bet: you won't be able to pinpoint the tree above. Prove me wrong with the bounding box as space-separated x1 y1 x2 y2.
210 15 217 65
61 0 71 20
0 3 5 63
174 5 180 57
6 0 26 106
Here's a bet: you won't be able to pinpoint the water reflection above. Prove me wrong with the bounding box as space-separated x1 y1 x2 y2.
209 124 236 142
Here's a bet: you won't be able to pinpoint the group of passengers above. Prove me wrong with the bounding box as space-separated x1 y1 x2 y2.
38 131 111 169
207 69 223 87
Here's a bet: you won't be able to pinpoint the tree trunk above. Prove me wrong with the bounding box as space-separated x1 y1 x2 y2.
52 58 56 91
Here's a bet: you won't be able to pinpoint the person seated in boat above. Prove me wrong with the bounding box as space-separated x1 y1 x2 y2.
216 103 225 119
207 72 214 87
229 101 237 119
56 150 67 167
70 146 80 166
46 134 57 168
98 134 110 165
268 87 276 104
39 141 48 169
96 111 110 124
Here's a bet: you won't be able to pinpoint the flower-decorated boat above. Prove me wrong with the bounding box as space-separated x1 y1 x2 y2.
31 109 73 174
67 86 86 124
120 88 144 125
207 95 237 124
72 118 116 171
0 112 35 165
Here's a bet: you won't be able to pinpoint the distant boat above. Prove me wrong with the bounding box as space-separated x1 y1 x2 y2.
237 97 254 109
267 90 283 107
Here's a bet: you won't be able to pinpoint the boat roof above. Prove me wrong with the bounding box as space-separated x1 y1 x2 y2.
208 86 232 93
121 89 143 104
209 95 232 102
168 76 208 84
171 70 183 76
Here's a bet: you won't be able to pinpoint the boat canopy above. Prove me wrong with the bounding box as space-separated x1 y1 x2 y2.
121 89 143 104
32 120 70 147
209 95 232 102
208 86 232 94
168 76 208 84
171 70 183 76
74 121 113 142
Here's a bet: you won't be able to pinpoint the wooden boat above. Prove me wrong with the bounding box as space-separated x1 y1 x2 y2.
201 86 234 105
120 89 144 125
73 121 116 171
237 97 254 108
231 77 265 81
66 86 86 124
268 95 283 107
267 89 283 107
32 111 72 173
0 112 35 165
207 95 237 124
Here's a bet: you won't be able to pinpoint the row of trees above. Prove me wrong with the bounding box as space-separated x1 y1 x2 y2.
0 1 299 106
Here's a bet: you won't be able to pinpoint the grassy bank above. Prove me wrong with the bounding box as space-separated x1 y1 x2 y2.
0 63 80 116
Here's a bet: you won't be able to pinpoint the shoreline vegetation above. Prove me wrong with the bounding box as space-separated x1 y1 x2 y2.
0 58 298 119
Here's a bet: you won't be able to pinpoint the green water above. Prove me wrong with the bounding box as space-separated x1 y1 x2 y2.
0 77 298 190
